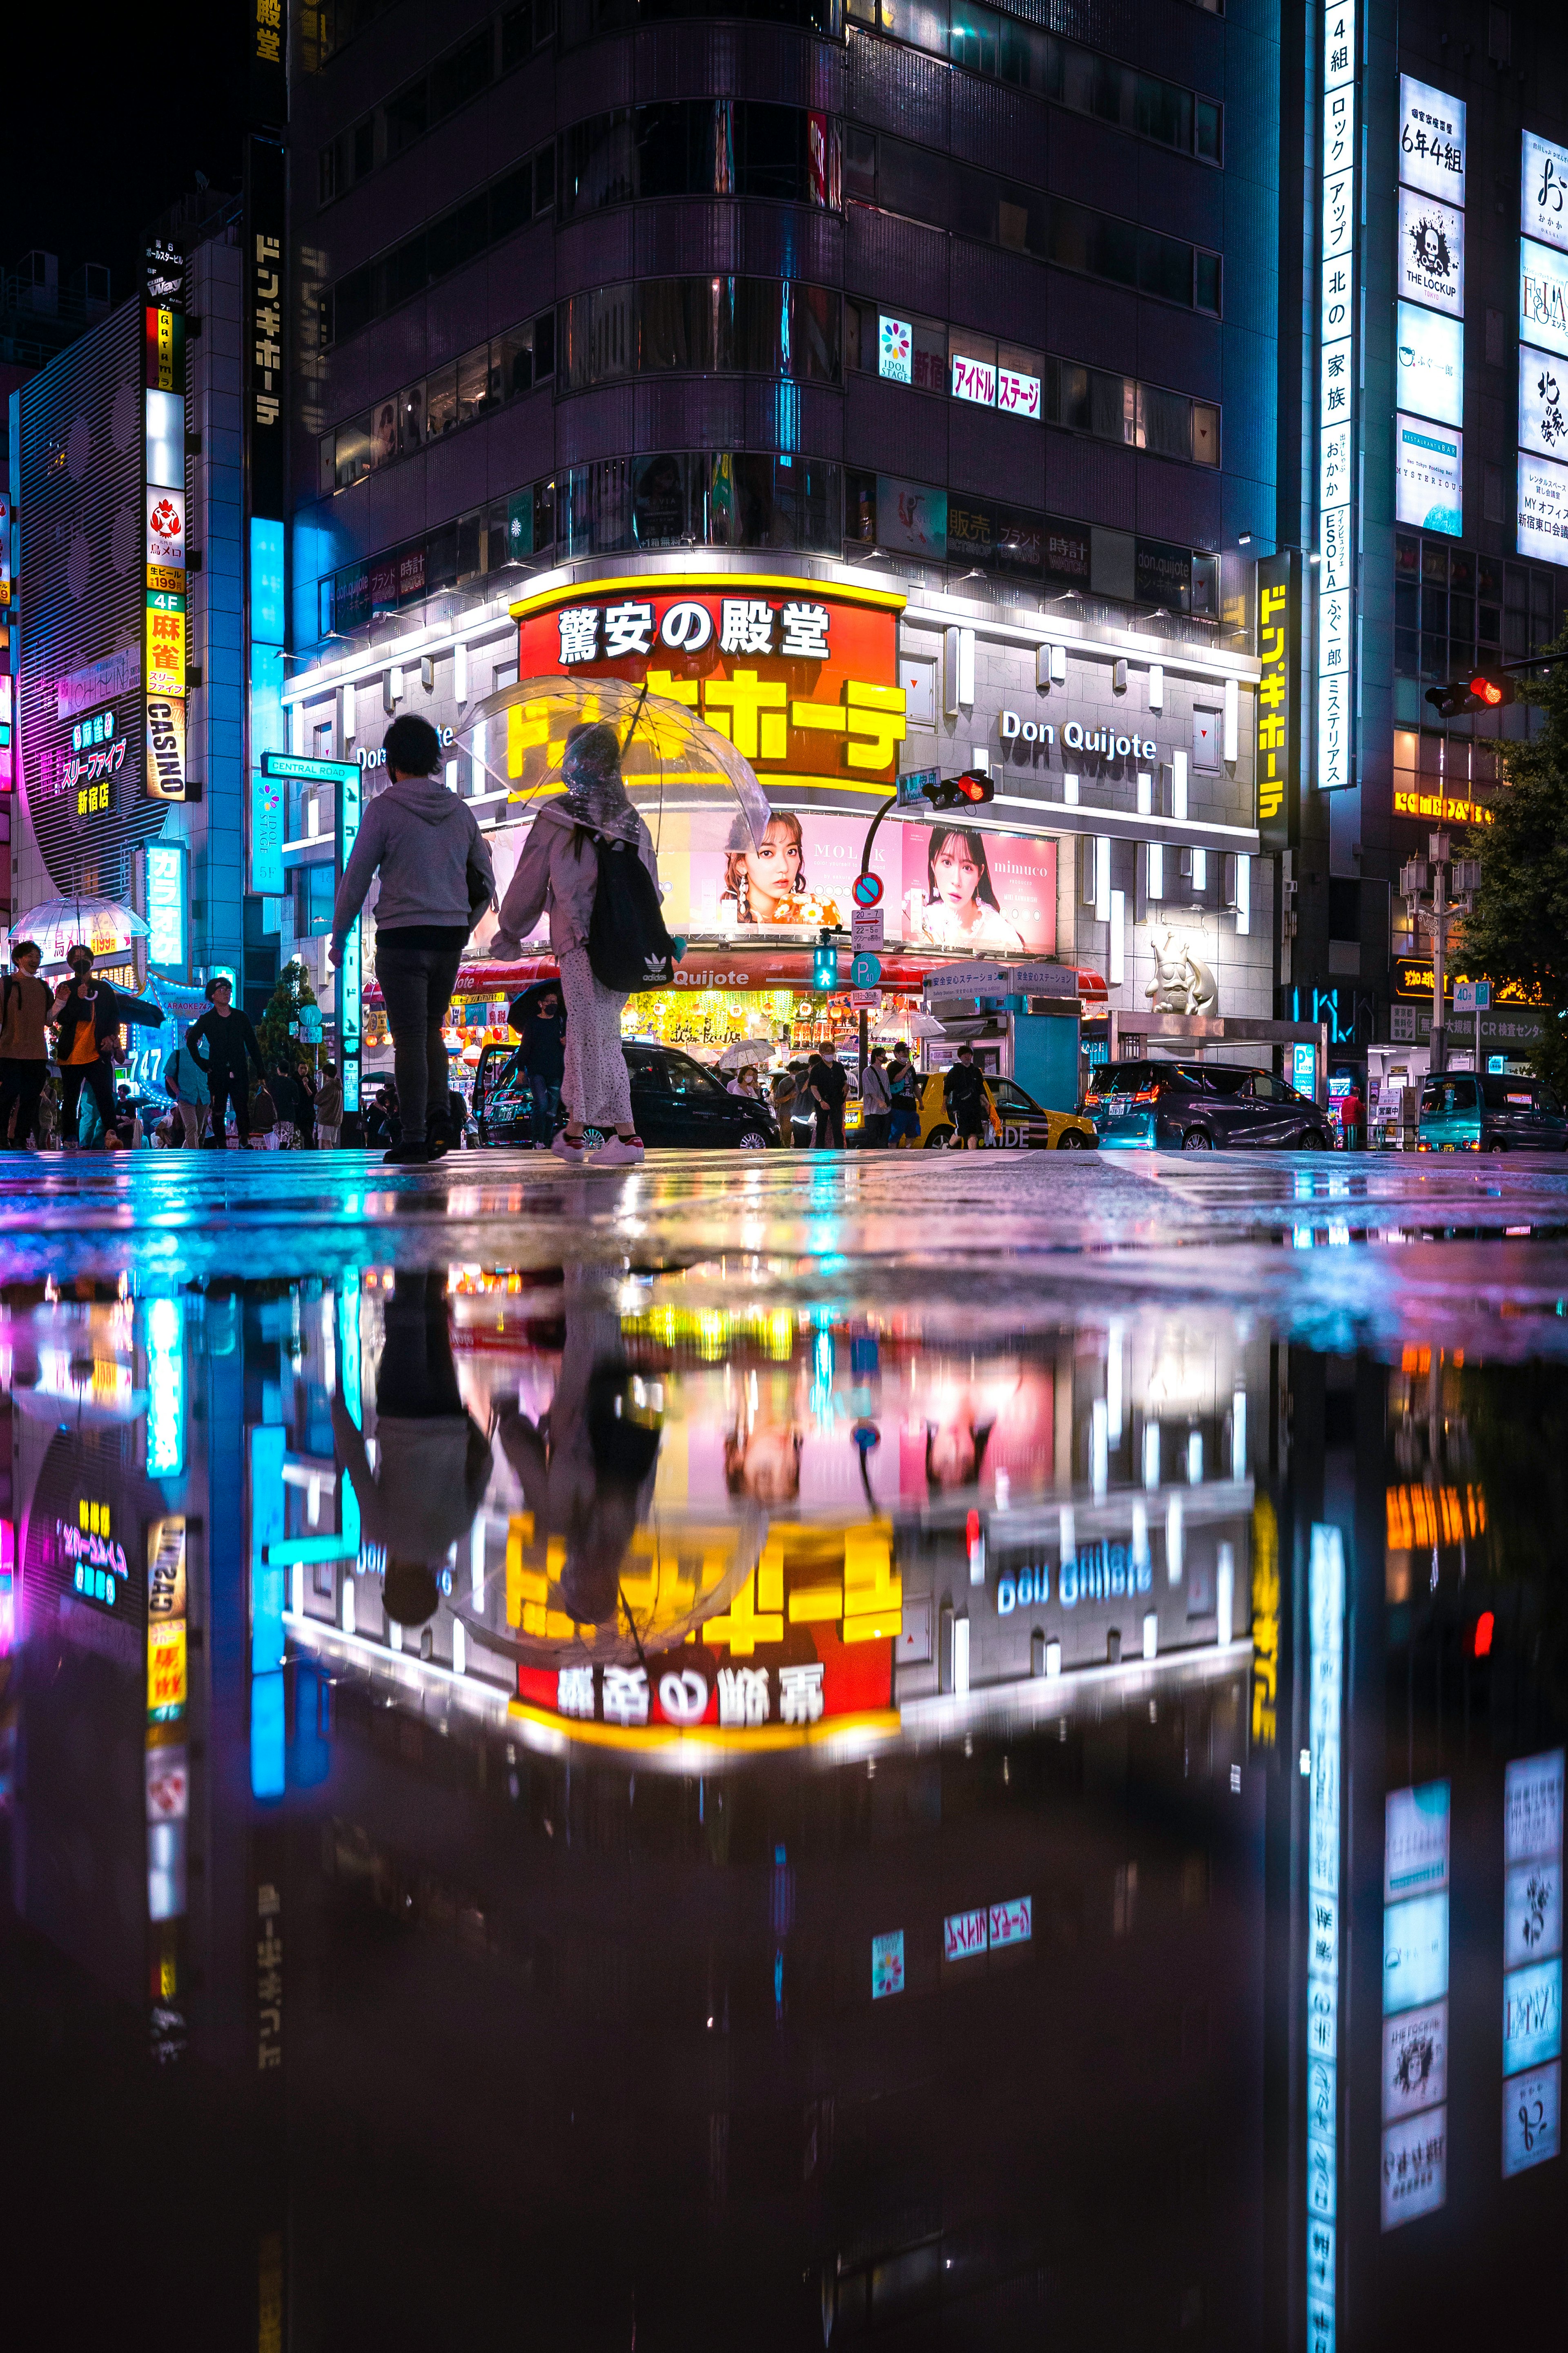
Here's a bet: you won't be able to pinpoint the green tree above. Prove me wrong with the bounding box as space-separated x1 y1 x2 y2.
1461 624 1568 1095
256 958 325 1074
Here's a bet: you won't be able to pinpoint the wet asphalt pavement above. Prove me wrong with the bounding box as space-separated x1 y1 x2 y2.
2 1147 1564 2349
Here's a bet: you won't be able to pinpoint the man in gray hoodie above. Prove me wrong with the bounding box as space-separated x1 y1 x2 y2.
330 714 496 1162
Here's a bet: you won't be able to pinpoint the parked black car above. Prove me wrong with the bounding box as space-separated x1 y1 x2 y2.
470 1039 776 1149
1086 1060 1336 1151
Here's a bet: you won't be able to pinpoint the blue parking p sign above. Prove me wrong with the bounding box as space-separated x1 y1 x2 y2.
851 952 882 988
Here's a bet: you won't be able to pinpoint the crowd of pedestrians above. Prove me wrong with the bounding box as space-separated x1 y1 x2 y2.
0 935 341 1153
2 712 987 1163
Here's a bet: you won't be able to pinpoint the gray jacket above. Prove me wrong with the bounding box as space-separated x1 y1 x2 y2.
330 774 497 948
491 799 660 959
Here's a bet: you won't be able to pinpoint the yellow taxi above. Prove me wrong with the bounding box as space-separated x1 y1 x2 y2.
860 1070 1100 1149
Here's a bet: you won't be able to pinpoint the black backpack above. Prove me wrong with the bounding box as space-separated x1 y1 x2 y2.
575 825 676 993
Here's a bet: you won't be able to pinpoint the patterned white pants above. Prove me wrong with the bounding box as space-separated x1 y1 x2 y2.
559 948 632 1131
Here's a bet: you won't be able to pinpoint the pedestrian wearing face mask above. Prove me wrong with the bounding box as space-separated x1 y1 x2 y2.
49 943 165 1151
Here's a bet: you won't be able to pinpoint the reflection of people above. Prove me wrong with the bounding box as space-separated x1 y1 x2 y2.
903 827 1026 951
719 810 805 926
495 1289 662 1625
372 400 397 466
399 383 424 453
491 722 663 1167
333 1269 494 1629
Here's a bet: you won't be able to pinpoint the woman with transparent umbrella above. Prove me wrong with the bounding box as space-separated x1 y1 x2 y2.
464 675 771 1160
490 720 662 1166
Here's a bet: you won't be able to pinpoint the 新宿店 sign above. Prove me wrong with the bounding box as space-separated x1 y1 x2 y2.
510 573 907 788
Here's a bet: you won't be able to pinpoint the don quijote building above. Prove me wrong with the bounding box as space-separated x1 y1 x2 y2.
283 553 1268 1067
279 0 1278 1075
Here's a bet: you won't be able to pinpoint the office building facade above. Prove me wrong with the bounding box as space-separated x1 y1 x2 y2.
1278 0 1568 1102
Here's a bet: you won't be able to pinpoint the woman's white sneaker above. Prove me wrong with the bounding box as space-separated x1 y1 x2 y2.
550 1131 587 1163
590 1135 644 1166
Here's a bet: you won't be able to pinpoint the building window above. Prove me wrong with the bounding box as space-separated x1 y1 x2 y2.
560 102 841 218
560 277 841 389
846 302 1219 464
853 1 1222 165
318 311 555 489
849 131 1221 314
323 148 557 345
317 0 558 207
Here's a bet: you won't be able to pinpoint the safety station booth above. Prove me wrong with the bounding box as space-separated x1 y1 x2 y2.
918 960 1110 1111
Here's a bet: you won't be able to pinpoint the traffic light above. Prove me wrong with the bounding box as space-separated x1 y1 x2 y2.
811 939 837 990
1425 669 1517 719
920 769 996 810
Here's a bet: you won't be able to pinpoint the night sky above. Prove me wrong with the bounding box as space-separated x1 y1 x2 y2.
10 2 251 300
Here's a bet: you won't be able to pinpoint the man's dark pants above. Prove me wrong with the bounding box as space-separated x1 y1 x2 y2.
376 942 463 1144
0 1059 46 1146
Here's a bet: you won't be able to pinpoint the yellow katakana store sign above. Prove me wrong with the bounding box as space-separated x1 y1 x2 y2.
511 573 908 794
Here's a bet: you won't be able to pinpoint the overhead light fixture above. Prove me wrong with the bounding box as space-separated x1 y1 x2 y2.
1238 532 1252 546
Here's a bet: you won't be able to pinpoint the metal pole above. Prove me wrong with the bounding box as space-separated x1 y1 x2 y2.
859 1007 869 1088
858 786 900 879
1429 837 1447 1078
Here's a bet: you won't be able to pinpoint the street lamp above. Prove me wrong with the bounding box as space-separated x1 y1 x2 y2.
1400 830 1481 1076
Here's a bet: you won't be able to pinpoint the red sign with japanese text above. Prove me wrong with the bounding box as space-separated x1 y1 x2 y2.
512 574 907 787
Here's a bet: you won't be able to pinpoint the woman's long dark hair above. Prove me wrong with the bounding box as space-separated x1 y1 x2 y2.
924 826 1003 913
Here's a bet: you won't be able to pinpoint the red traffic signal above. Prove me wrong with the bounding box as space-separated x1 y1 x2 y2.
1426 670 1517 719
921 769 997 810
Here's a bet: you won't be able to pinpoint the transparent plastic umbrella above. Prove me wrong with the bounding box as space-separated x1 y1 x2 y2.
455 674 771 855
7 894 149 962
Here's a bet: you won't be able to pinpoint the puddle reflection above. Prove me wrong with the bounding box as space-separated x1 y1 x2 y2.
2 1267 1564 2347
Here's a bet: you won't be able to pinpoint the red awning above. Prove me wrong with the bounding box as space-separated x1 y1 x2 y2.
365 950 1108 1004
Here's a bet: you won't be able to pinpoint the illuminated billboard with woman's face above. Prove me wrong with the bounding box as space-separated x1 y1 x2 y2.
477 803 1058 954
662 807 1058 951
